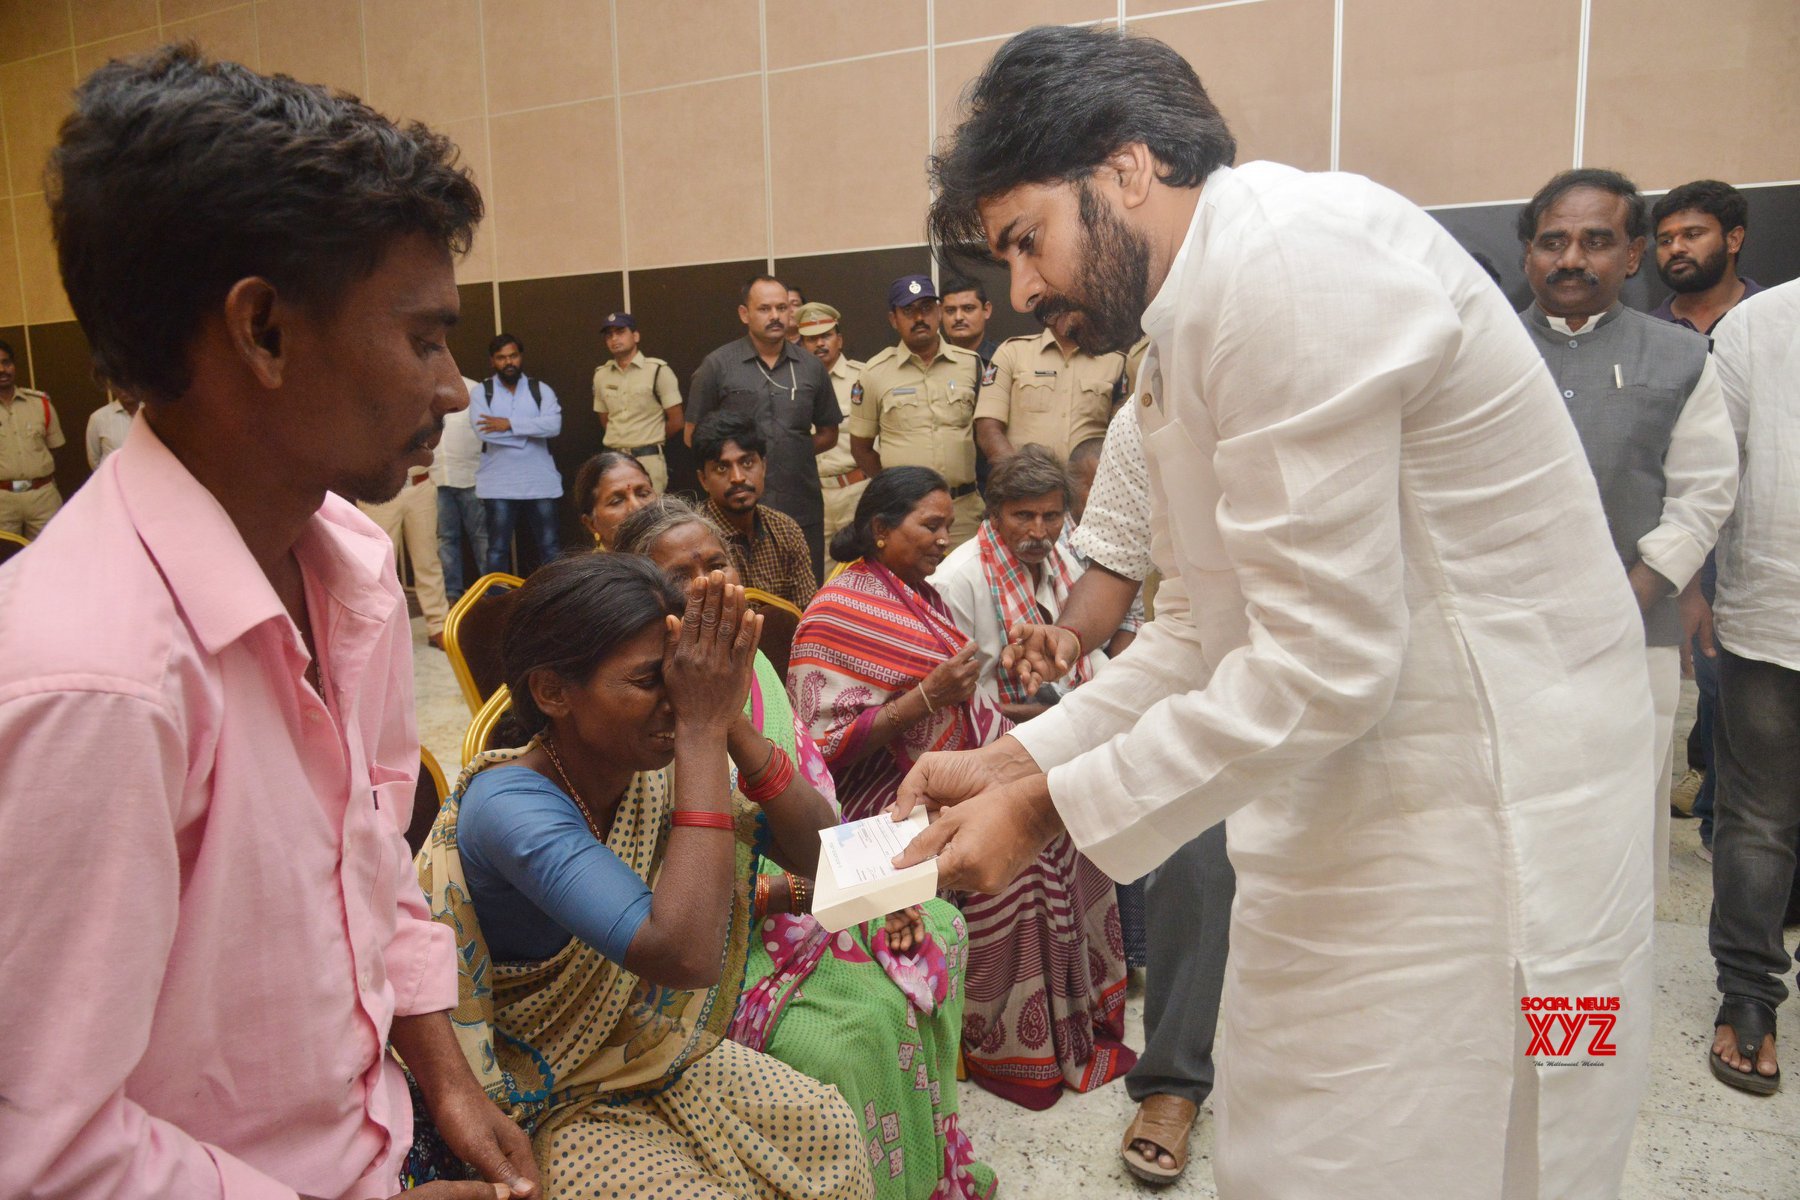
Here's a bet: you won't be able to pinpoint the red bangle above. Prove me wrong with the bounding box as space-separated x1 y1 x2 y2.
672 810 735 830
743 746 796 806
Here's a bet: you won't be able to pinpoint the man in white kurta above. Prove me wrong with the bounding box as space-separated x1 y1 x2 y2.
903 28 1654 1199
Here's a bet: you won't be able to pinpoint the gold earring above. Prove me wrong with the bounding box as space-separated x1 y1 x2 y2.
876 538 886 549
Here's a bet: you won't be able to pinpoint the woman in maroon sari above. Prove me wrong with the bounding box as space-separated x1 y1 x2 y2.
787 466 1134 1110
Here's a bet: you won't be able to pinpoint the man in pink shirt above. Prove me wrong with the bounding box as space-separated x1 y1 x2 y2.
0 48 537 1200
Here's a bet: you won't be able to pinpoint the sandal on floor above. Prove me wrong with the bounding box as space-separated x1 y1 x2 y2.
1709 994 1781 1095
1120 1093 1197 1184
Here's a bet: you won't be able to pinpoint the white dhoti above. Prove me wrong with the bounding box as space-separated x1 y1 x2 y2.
1011 162 1652 1199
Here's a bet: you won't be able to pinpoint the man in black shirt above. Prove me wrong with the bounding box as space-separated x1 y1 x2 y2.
687 274 840 577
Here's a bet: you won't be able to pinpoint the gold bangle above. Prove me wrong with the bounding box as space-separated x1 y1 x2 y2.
919 686 935 715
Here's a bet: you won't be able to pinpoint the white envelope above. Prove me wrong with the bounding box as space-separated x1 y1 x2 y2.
812 808 938 934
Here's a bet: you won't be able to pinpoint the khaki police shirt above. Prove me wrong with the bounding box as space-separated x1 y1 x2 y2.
974 329 1127 461
846 340 981 488
593 352 681 450
816 354 864 480
0 388 64 482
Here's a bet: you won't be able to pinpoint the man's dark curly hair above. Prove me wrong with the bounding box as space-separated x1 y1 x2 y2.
48 44 484 403
927 25 1235 272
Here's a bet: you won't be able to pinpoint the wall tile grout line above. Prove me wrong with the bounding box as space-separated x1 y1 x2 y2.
758 0 774 274
768 44 924 76
1573 0 1592 168
469 0 502 328
609 0 630 311
925 0 936 287
1330 0 1343 172
617 68 762 99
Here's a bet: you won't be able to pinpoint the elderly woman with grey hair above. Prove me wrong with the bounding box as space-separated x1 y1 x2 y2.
612 495 995 1200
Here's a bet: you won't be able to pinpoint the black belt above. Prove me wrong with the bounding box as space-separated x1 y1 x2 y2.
624 444 663 458
949 481 979 499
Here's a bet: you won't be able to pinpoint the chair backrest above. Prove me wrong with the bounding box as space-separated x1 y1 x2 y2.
0 530 29 569
443 572 524 713
744 587 803 679
408 747 450 855
462 684 515 767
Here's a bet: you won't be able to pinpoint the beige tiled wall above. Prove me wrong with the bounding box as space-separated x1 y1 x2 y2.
0 0 1796 329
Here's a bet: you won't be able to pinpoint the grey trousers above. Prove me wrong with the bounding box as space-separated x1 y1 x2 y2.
1126 819 1234 1107
1710 646 1800 1009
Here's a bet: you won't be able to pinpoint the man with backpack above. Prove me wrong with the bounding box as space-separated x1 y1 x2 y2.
470 332 562 574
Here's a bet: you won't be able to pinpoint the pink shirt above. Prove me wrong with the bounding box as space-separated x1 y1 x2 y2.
0 418 456 1199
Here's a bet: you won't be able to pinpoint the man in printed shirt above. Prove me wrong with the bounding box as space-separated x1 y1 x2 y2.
0 47 535 1200
692 409 817 608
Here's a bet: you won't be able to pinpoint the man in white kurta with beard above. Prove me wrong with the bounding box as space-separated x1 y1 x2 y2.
894 26 1654 1200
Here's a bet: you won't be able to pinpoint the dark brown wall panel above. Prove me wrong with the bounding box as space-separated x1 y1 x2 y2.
775 247 933 364
1429 182 1800 317
627 258 766 502
25 322 107 504
495 272 627 551
932 257 1040 348
448 281 499 386
776 248 1036 363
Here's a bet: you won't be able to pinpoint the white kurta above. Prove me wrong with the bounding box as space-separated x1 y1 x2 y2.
1011 163 1654 1199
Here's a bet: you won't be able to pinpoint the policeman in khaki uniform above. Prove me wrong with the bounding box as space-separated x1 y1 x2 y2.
0 339 65 537
796 302 868 571
973 314 1131 463
848 275 985 547
592 311 682 492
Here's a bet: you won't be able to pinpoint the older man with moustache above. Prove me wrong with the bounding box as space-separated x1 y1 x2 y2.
894 25 1656 1199
1516 168 1738 899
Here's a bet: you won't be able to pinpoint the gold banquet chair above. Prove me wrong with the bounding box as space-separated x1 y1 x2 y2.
443 572 523 714
461 684 514 767
743 587 803 679
0 529 30 568
406 747 450 855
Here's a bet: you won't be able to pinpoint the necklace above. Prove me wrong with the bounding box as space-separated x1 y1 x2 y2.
539 734 603 838
756 356 797 401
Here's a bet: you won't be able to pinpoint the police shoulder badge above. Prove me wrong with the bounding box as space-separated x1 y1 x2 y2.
851 381 864 405
980 362 997 387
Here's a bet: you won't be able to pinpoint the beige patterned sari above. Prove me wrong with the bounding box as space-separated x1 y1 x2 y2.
417 745 873 1200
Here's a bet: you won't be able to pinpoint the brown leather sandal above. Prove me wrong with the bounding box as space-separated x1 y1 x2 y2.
1120 1093 1197 1184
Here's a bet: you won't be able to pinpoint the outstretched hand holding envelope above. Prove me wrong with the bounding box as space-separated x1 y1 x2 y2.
886 734 1068 896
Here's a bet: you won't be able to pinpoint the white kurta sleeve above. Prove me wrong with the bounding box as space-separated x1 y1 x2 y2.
1035 216 1463 881
1635 355 1738 592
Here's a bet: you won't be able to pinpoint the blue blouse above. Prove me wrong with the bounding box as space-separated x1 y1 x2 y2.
457 765 654 964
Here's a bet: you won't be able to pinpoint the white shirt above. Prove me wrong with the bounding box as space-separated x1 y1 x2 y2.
1546 312 1738 592
932 531 1100 706
1008 162 1653 1197
1712 277 1800 671
84 399 135 470
429 406 483 490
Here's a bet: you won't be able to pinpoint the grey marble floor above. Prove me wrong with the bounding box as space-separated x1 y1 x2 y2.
409 620 1797 1198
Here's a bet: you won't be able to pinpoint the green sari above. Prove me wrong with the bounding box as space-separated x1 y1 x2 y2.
732 653 996 1199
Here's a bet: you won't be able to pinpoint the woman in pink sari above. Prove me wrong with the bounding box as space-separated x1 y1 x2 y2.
788 467 1135 1110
